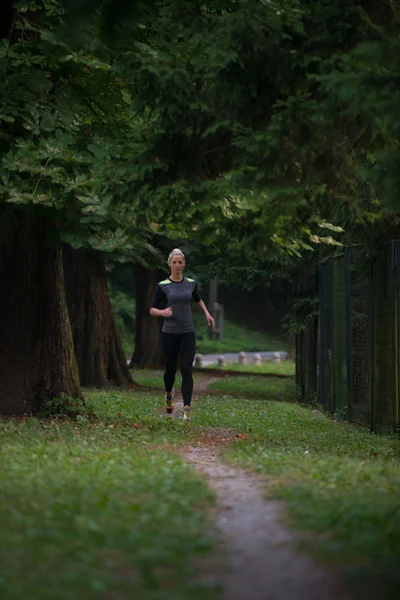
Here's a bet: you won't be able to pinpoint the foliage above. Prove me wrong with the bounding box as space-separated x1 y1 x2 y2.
320 32 400 212
3 1 398 271
108 286 135 333
0 1 221 264
37 392 92 418
0 1 139 252
3 1 400 259
282 294 319 334
58 0 397 258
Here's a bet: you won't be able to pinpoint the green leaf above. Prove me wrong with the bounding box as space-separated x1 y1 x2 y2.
40 113 55 132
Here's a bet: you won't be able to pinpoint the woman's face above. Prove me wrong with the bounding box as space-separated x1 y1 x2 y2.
169 254 185 273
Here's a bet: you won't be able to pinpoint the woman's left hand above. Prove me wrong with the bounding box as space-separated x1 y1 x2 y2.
206 312 216 330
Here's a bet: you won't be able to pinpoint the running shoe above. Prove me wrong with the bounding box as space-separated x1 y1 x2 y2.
182 405 191 422
164 388 176 414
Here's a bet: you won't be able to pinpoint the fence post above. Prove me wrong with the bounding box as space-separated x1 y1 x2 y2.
253 353 261 366
344 247 352 422
295 333 302 391
307 271 319 404
369 259 376 434
297 331 305 400
318 264 324 407
194 354 203 368
393 241 399 434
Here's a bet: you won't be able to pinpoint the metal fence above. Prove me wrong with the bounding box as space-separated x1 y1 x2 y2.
296 242 400 435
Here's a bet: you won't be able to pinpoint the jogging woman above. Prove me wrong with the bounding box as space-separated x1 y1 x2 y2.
149 249 215 421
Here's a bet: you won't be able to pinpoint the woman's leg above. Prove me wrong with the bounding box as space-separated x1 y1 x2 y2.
163 333 179 393
179 332 196 406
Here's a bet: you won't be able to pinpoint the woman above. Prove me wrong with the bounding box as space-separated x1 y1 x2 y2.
150 249 215 421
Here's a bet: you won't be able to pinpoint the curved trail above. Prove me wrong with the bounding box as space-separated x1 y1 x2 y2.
179 377 353 600
184 444 352 600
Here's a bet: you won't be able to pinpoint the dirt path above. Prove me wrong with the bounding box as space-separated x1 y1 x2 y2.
159 375 221 419
184 444 352 600
179 376 353 600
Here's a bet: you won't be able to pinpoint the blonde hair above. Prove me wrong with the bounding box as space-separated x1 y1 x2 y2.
168 248 185 264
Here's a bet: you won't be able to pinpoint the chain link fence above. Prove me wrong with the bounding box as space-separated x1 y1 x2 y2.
296 243 400 435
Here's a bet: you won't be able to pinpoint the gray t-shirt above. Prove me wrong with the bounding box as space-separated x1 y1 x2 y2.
151 276 201 334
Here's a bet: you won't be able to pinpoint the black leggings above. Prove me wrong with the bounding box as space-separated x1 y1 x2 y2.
163 332 196 406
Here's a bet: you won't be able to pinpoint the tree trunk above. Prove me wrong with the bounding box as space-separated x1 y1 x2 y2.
0 207 81 415
130 265 165 368
288 334 296 360
63 245 134 388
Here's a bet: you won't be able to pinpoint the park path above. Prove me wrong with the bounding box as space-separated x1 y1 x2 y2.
177 377 353 600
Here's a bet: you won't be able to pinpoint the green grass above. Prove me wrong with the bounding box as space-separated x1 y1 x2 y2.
131 369 295 402
130 369 177 389
130 369 211 390
0 392 219 600
192 312 288 354
207 375 296 401
192 396 400 598
203 360 295 376
2 381 400 599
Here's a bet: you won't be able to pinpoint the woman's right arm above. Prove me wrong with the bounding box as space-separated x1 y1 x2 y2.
150 307 170 317
149 284 172 318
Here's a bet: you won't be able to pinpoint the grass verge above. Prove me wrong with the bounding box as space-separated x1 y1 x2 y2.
3 377 399 600
202 360 295 377
207 375 296 401
0 390 219 600
192 395 400 599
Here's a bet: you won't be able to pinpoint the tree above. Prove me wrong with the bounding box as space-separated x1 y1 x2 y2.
0 1 147 412
63 245 134 387
2 0 399 413
130 264 165 368
320 32 400 211
0 3 85 413
0 206 81 414
60 0 399 227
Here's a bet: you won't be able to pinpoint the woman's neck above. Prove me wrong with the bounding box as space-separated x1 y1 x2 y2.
170 273 184 282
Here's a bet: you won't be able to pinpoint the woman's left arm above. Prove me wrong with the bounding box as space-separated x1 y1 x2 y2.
196 300 215 329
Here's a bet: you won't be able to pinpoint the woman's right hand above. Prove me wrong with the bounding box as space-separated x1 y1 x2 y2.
161 307 173 318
